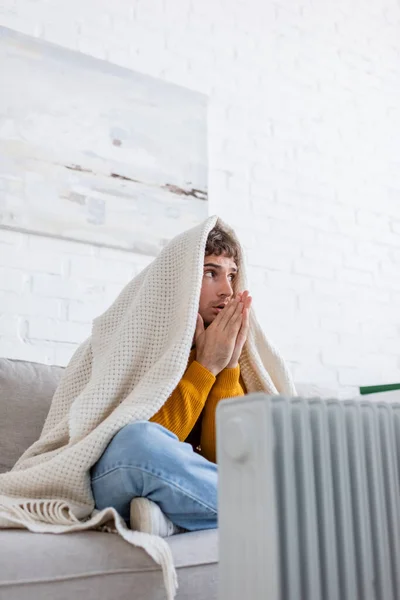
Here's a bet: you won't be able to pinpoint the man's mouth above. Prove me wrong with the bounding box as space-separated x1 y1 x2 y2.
213 304 226 312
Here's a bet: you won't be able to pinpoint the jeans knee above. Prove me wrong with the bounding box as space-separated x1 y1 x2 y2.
116 420 170 447
113 420 149 445
100 421 174 466
91 421 179 483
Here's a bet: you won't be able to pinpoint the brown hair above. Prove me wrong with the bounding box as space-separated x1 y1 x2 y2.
205 224 239 264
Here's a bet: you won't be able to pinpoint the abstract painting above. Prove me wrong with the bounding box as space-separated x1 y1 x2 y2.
0 27 208 255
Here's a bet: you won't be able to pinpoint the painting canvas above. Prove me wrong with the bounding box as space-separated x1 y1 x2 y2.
0 27 208 256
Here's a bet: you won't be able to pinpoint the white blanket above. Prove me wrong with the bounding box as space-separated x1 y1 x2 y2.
0 215 296 598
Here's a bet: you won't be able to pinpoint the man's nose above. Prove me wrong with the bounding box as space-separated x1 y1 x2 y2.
219 278 233 298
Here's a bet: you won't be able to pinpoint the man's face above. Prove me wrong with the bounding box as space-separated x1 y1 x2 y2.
199 253 238 326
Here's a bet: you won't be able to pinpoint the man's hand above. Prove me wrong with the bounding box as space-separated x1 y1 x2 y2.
226 290 252 369
194 291 251 376
194 295 243 376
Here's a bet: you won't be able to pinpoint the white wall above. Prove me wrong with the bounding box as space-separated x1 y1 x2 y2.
0 0 399 398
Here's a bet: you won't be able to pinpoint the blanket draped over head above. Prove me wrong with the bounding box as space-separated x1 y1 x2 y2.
0 215 296 598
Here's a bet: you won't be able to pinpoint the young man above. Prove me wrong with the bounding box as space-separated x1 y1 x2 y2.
91 225 252 536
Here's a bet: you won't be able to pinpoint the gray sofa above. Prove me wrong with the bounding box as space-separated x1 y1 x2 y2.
0 358 218 600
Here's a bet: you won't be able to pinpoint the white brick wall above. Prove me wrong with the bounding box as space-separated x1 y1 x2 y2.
1 0 400 399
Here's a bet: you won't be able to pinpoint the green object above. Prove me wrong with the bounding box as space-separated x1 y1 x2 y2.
360 383 400 395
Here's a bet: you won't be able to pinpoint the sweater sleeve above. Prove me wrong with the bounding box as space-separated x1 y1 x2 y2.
150 360 216 442
200 366 245 463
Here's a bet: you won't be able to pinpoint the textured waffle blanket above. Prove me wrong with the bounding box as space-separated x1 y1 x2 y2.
0 215 296 598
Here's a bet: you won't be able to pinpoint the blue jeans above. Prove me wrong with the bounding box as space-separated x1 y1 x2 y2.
91 421 218 531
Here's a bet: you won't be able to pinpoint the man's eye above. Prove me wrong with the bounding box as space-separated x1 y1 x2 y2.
204 271 214 277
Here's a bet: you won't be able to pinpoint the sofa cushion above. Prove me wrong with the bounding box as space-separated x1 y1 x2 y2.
0 529 218 600
295 382 339 399
0 358 64 473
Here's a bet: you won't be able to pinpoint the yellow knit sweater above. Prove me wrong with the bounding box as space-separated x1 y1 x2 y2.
150 349 246 463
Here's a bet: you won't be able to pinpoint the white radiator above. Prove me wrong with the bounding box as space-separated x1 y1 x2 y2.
217 392 400 600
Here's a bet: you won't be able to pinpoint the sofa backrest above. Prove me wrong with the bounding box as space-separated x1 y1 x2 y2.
0 356 340 475
0 358 64 473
